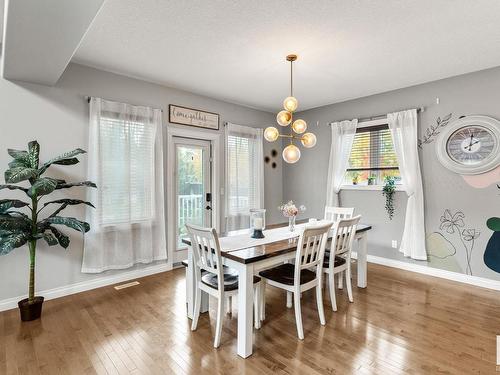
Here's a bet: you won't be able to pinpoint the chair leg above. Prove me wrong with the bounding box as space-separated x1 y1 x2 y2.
316 281 326 325
346 267 353 303
191 287 201 331
338 271 344 290
286 291 293 308
293 291 304 340
214 294 224 348
328 271 337 311
260 281 266 321
226 296 232 314
254 286 261 329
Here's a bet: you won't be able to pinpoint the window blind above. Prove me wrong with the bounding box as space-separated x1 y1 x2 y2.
348 125 399 171
226 134 259 215
99 115 155 225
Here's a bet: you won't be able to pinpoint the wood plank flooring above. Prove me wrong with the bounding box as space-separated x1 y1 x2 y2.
1 263 499 374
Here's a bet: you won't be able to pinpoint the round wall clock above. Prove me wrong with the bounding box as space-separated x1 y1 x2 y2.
435 115 500 175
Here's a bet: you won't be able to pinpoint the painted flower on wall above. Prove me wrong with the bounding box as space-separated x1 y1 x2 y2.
431 209 480 275
439 210 464 234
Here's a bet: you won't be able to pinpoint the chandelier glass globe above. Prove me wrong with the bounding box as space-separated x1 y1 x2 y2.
301 132 317 148
292 119 307 134
276 110 292 126
283 96 298 112
264 127 279 142
282 144 301 163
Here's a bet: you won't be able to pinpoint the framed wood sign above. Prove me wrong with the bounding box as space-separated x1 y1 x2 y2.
169 105 220 130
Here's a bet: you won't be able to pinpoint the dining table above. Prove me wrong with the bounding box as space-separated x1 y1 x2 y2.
182 219 372 358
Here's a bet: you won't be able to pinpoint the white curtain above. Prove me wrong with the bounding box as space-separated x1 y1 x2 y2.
225 122 264 231
82 98 167 273
326 119 358 206
387 109 427 260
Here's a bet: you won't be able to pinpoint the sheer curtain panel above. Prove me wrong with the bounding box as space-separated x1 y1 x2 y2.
82 98 167 273
225 123 264 231
387 109 427 260
326 119 358 206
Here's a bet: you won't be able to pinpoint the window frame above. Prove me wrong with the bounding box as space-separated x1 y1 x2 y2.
341 118 405 191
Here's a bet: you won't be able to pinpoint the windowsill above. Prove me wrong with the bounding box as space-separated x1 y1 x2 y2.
341 185 406 192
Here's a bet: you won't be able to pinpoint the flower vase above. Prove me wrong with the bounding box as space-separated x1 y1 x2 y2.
288 216 296 232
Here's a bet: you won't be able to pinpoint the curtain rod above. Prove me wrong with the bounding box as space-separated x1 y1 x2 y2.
84 96 164 112
331 106 425 125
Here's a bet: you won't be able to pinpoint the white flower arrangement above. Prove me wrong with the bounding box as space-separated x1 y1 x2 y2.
278 200 306 218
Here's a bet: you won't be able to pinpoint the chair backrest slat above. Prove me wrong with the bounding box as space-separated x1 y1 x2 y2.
294 222 333 285
329 215 361 265
186 224 224 285
324 206 354 222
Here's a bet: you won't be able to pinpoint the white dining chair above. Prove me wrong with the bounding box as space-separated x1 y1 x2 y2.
324 206 355 289
324 206 355 222
323 215 361 311
186 223 262 348
259 222 332 340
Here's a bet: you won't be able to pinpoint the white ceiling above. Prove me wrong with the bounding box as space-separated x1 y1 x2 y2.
73 0 500 112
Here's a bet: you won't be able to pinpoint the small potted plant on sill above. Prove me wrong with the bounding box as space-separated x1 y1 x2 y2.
351 172 360 185
0 141 95 321
367 175 376 186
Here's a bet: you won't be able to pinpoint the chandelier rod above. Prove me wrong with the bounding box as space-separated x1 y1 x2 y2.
290 59 293 97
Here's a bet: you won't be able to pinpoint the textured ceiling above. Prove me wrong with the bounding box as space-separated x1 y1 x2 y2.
73 0 500 112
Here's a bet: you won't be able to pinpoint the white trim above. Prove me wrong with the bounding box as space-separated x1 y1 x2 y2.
341 184 405 191
166 126 222 268
352 252 500 291
0 262 171 312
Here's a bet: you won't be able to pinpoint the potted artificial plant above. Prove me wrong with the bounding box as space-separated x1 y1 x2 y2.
351 172 360 185
382 176 396 220
0 141 95 321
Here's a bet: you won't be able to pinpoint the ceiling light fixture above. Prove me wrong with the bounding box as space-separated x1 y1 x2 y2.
264 54 316 163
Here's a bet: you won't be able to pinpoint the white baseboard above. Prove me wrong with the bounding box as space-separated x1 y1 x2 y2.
0 262 172 312
352 252 500 291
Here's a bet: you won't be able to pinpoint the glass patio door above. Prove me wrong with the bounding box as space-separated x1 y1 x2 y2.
174 137 212 250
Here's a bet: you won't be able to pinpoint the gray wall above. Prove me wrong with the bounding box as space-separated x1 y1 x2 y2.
0 63 280 301
284 66 500 281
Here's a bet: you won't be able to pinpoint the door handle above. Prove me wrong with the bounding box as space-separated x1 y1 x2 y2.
205 205 212 210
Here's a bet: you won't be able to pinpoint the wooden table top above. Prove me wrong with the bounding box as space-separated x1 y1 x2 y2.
182 219 371 264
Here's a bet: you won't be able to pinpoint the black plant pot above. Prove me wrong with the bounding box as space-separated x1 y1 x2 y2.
18 296 44 321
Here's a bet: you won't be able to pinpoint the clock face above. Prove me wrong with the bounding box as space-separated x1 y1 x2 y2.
446 125 495 166
435 115 500 175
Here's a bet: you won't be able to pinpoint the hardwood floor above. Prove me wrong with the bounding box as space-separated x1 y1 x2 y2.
1 263 499 374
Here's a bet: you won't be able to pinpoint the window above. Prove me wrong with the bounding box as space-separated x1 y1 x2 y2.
99 113 156 225
225 123 264 231
344 124 401 186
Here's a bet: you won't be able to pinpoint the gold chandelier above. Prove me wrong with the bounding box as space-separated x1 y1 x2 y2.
264 54 316 163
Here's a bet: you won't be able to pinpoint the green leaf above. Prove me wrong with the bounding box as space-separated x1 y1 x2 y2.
0 199 30 213
43 199 95 217
487 217 500 232
27 177 58 197
42 233 58 246
45 216 90 234
0 184 28 193
39 148 86 174
8 149 28 159
55 181 97 190
0 215 31 231
28 141 40 169
4 167 37 183
49 226 70 249
0 232 28 255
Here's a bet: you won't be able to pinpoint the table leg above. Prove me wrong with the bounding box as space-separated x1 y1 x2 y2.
236 263 254 358
186 246 209 319
357 232 368 288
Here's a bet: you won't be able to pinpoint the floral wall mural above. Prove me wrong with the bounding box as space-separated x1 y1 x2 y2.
428 209 480 275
